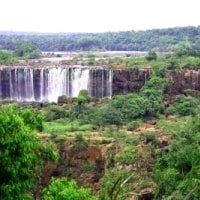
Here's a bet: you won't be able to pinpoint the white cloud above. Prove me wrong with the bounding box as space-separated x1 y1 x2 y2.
0 0 199 32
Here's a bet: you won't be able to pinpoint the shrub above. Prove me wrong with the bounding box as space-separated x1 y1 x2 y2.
82 162 95 172
175 95 198 116
127 121 141 131
114 148 141 165
166 95 199 116
145 51 157 61
0 50 17 65
97 105 123 126
73 134 88 152
144 132 157 144
153 117 200 199
42 178 98 200
165 105 177 116
19 108 44 131
45 105 68 121
100 169 133 200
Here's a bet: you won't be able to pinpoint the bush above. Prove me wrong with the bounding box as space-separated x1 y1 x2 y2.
175 95 198 116
97 105 123 126
42 177 98 200
127 121 141 131
0 50 17 65
153 117 200 199
166 95 199 116
144 132 157 144
73 134 88 152
100 169 133 200
45 105 68 121
19 108 44 131
82 162 95 172
114 148 141 165
142 91 165 117
145 51 157 61
110 94 145 122
165 105 177 115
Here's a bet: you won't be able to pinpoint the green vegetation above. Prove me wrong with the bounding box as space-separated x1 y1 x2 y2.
100 169 133 200
0 50 17 65
154 116 200 199
14 41 41 59
1 26 200 52
42 178 98 200
1 27 200 199
166 95 199 116
0 105 58 199
73 134 88 152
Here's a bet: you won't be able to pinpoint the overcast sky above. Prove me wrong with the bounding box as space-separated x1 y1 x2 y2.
0 0 199 33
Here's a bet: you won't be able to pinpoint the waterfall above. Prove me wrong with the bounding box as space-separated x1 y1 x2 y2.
0 67 113 102
71 68 89 97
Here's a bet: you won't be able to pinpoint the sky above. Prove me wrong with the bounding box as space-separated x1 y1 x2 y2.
0 0 200 33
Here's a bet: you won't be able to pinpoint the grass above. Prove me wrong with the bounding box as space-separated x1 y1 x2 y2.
43 119 93 134
156 116 191 136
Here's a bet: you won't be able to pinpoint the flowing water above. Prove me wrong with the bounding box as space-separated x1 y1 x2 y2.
0 67 113 102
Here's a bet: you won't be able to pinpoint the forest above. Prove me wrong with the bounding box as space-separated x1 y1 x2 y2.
1 26 200 52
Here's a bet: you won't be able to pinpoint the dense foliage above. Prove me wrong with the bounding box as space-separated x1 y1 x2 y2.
42 178 98 200
0 105 58 199
14 42 41 59
154 116 200 199
1 26 200 52
0 50 17 65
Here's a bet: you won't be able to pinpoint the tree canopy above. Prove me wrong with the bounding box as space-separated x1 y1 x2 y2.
1 26 200 52
0 105 57 199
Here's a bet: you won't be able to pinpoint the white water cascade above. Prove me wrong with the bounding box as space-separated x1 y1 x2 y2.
0 67 113 102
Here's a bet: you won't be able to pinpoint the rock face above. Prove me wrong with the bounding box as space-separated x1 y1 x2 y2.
42 142 105 191
112 69 152 95
112 69 200 96
168 70 200 94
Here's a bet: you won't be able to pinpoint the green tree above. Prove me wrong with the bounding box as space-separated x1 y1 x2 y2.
18 108 44 131
154 117 200 199
0 105 58 199
145 51 157 61
42 177 98 200
0 50 17 65
174 41 192 57
14 42 41 59
0 105 41 199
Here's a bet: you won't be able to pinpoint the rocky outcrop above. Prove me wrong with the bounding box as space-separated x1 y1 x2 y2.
168 69 200 94
112 69 152 95
112 69 200 96
42 141 108 192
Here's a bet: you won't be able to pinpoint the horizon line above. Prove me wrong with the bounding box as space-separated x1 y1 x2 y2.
0 25 200 35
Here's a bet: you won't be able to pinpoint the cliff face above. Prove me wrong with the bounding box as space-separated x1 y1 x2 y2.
168 70 200 94
112 69 152 95
112 69 200 96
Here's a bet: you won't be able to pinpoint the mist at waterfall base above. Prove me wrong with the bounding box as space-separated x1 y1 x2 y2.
0 67 113 102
